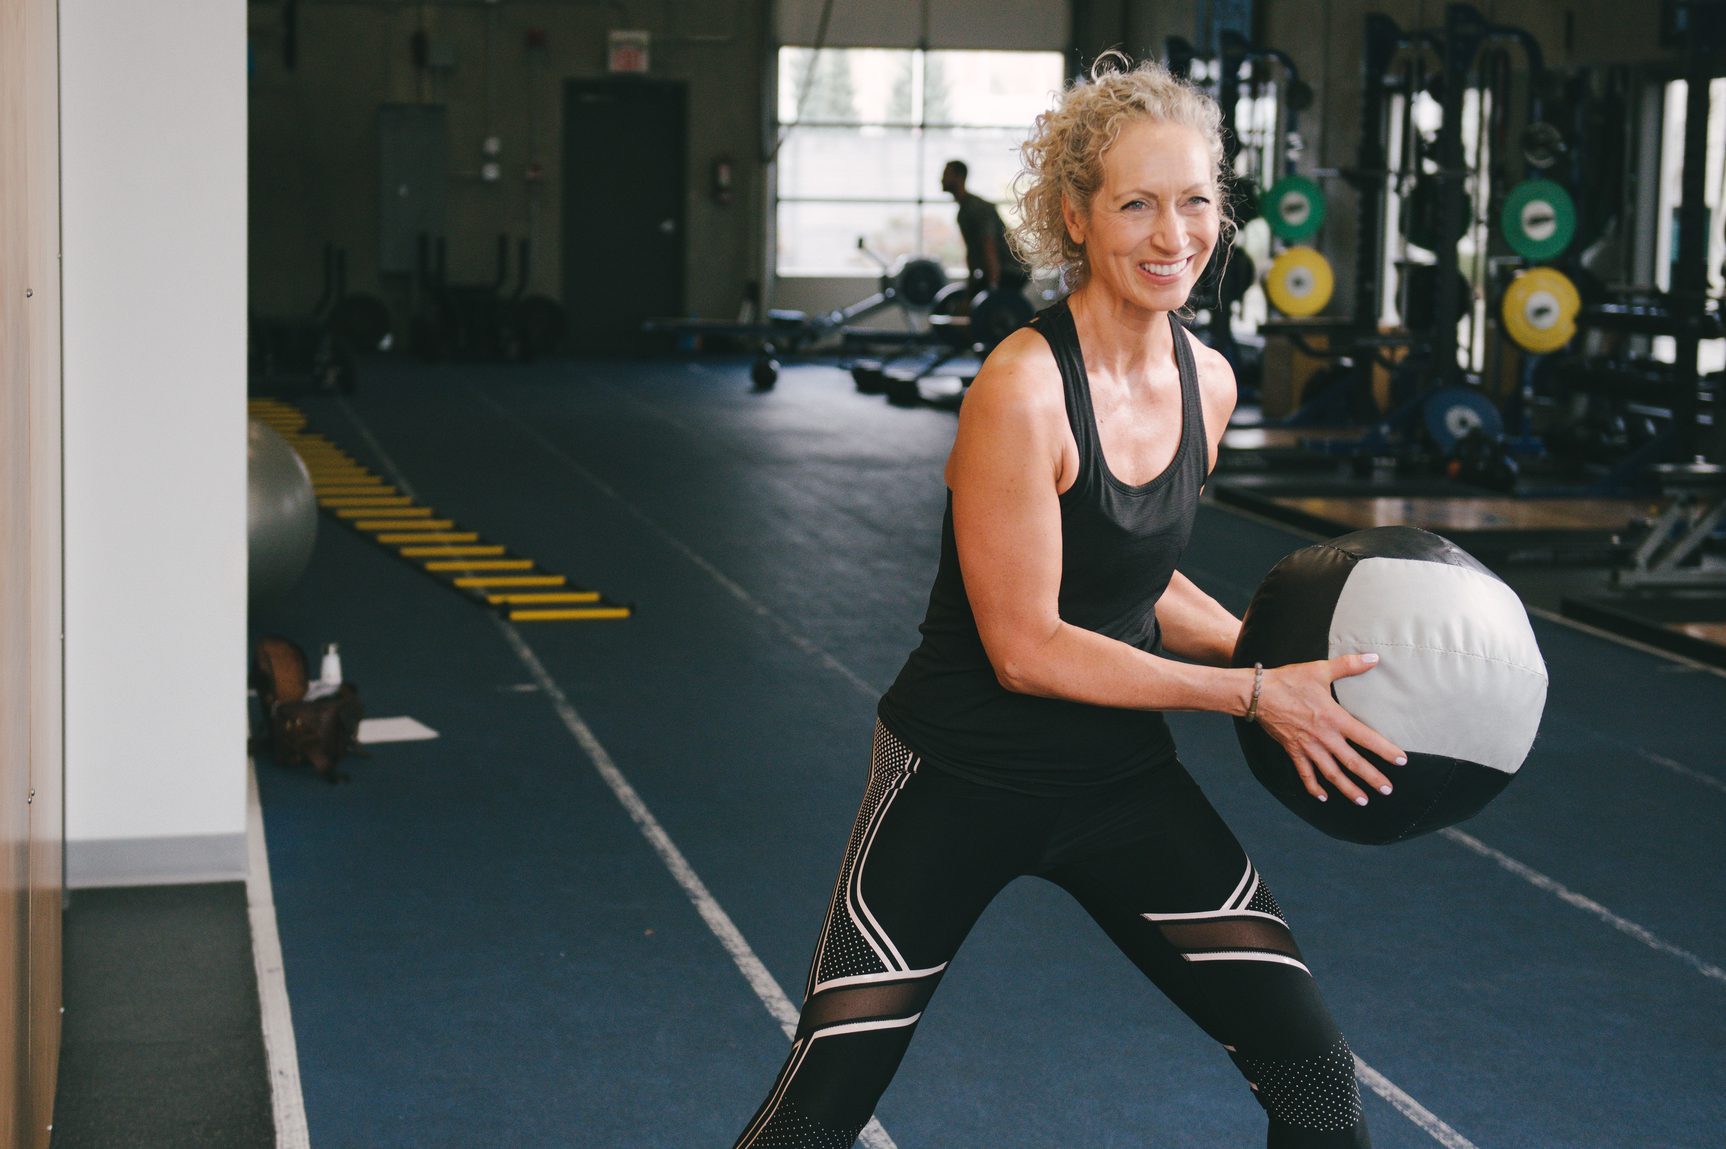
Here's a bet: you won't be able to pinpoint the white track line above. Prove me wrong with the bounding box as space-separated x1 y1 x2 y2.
247 760 312 1148
1441 828 1726 986
1633 747 1726 796
1353 1059 1480 1149
335 399 899 1149
338 396 1479 1149
1561 717 1726 797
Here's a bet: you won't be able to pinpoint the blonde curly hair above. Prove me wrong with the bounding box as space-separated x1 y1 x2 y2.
1010 52 1233 291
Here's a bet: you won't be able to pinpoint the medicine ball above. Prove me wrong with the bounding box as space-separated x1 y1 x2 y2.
1232 526 1547 844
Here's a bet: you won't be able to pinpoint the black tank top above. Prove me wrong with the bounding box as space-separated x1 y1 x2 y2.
877 301 1209 794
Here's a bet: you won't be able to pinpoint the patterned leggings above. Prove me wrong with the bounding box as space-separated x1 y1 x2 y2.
733 723 1370 1148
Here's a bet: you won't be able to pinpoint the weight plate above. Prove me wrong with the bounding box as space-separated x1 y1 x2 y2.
1519 121 1566 170
1263 175 1326 242
1500 179 1576 261
970 289 1034 351
1265 246 1334 317
1422 386 1504 455
895 258 949 308
1500 266 1580 353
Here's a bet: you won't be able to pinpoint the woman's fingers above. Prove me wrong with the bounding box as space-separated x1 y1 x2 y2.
1308 739 1372 806
1329 651 1382 679
1262 655 1409 804
1338 712 1407 782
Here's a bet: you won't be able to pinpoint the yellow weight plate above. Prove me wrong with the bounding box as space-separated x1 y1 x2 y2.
1265 246 1334 317
1500 267 1580 353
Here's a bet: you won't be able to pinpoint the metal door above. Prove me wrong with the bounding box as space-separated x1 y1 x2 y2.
562 79 687 351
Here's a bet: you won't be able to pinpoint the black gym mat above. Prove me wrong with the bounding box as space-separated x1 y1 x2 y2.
51 883 273 1149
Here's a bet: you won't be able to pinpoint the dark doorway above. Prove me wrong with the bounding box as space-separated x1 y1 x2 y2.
562 79 687 352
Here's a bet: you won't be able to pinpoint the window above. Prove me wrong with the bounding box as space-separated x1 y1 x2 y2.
774 47 1065 276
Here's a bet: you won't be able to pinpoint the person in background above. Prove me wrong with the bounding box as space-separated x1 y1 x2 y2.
942 158 1029 301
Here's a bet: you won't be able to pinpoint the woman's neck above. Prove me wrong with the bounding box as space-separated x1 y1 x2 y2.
1067 284 1176 379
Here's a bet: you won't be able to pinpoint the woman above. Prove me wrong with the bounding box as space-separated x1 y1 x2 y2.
734 56 1404 1149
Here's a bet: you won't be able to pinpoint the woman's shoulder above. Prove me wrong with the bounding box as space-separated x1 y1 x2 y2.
1175 322 1239 430
965 324 1066 413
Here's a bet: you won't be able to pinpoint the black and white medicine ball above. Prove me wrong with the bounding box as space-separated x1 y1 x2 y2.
1232 526 1547 844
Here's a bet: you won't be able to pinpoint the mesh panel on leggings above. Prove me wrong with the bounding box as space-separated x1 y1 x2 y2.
1246 879 1286 922
749 1098 863 1149
811 726 916 987
1238 1036 1363 1133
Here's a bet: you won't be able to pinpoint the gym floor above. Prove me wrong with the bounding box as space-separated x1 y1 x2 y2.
115 357 1726 1146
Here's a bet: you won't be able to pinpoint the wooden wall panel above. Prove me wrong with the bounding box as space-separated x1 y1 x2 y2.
1 0 63 1144
24 0 63 1141
1 0 37 1142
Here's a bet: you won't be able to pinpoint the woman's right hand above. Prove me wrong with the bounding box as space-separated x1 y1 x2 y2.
1252 654 1407 806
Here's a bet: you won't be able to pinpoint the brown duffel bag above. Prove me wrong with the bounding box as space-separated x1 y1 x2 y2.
252 636 364 781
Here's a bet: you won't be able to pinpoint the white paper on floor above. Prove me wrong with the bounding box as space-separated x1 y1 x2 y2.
357 716 440 744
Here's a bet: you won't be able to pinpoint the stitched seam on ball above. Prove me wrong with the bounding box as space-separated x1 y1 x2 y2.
1341 640 1547 674
1394 761 1464 842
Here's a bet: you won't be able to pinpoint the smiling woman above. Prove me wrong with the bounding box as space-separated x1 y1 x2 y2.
734 54 1398 1149
1011 50 1234 296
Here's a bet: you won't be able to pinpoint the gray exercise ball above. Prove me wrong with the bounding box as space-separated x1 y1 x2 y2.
248 419 318 609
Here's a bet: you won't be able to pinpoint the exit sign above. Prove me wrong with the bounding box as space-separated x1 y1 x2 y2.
608 30 650 73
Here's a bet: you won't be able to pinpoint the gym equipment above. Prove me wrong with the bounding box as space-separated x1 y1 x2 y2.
1168 31 1309 384
1232 525 1546 844
1500 179 1577 261
844 286 1034 406
1252 7 1561 482
253 399 634 622
1422 386 1505 454
414 234 567 361
1265 247 1334 317
647 238 1023 393
1501 267 1581 353
1401 264 1473 333
1613 462 1726 589
1518 121 1566 169
1263 175 1326 243
248 419 319 609
249 243 371 394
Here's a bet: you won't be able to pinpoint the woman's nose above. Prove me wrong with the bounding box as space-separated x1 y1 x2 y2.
1149 203 1188 250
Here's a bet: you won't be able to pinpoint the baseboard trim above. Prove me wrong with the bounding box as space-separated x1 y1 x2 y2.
66 832 247 888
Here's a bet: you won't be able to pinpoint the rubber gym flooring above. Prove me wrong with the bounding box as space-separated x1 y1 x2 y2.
246 355 1724 1149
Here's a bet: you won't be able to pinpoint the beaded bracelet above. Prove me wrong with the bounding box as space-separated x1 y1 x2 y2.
1244 662 1264 723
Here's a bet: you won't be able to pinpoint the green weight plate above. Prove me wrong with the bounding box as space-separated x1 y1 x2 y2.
1264 175 1326 242
1500 179 1576 261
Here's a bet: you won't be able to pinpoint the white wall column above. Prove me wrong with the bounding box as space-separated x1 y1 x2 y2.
61 0 249 885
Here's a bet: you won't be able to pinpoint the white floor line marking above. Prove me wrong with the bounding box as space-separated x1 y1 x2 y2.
1561 717 1726 797
247 760 312 1149
1634 747 1726 796
464 385 882 701
335 398 899 1149
490 622 893 1149
1353 1058 1480 1149
1442 827 1726 985
334 397 1480 1149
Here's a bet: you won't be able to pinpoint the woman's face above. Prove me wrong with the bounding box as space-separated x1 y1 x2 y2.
1064 118 1220 314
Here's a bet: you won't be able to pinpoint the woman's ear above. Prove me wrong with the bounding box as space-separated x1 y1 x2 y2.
1062 191 1086 247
